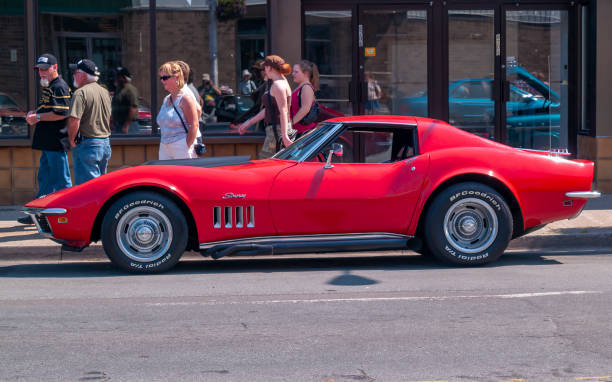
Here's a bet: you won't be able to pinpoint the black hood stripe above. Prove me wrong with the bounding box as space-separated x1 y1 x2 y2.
143 156 253 168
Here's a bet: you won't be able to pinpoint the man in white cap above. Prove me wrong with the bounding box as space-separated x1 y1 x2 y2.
239 69 256 95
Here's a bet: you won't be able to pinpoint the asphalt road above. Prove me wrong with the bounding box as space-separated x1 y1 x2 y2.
1 250 611 382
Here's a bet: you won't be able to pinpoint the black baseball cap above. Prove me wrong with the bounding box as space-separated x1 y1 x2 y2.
69 59 100 76
34 53 57 70
116 66 131 79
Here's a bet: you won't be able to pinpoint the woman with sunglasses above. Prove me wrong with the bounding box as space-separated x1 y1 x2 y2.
157 61 199 160
236 55 296 158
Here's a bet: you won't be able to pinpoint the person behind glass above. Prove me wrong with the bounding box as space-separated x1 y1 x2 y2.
364 71 381 114
197 73 221 115
17 53 72 225
230 60 267 131
239 69 256 95
157 61 199 160
290 60 320 138
68 59 112 186
111 66 139 134
236 55 295 158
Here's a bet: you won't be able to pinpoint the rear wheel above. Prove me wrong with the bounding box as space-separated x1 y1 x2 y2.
424 182 512 265
101 192 188 273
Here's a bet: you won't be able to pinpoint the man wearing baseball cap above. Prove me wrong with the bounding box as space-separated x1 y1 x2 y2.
67 59 112 185
17 53 73 225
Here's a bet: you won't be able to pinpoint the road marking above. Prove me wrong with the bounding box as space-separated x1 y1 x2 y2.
144 290 600 307
575 378 612 381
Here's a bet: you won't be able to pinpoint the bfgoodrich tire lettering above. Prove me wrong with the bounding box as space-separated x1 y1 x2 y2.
424 182 512 265
101 192 188 273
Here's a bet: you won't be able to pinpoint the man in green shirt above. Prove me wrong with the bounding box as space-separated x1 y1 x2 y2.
68 59 112 185
111 66 139 134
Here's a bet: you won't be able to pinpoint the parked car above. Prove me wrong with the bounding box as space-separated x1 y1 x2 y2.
0 92 27 136
24 115 599 273
400 66 561 149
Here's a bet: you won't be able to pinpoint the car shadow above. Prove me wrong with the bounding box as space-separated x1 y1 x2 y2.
1 248 606 278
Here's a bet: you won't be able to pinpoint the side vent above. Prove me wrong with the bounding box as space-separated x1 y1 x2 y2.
236 206 244 228
247 206 255 227
213 205 254 228
213 206 221 228
224 206 233 228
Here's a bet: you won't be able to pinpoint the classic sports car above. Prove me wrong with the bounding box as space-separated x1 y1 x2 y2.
24 116 599 273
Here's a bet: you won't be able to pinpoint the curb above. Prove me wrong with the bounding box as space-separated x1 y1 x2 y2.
508 232 612 251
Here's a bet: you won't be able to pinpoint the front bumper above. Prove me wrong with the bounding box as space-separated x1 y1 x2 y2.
23 208 67 237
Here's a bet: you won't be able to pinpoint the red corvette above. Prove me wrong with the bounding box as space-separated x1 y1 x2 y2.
24 116 600 272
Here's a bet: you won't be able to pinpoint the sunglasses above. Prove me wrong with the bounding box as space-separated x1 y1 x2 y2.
160 75 174 81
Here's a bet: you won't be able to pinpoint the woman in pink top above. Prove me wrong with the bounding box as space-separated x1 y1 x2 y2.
290 60 319 137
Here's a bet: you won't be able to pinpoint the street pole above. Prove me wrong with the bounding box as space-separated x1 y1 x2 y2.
208 0 218 86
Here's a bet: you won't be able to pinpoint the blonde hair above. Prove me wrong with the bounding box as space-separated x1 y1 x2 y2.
297 60 319 90
158 61 184 89
264 55 291 76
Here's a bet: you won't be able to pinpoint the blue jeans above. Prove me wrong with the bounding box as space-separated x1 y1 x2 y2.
36 150 72 198
73 137 112 186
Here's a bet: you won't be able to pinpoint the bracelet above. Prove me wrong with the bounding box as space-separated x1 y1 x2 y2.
36 114 40 121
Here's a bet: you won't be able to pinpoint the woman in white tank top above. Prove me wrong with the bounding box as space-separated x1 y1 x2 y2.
157 61 199 160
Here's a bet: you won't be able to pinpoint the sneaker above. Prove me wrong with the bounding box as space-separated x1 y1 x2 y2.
17 215 34 225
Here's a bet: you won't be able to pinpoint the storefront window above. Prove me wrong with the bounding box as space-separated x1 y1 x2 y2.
38 0 152 136
304 10 353 116
0 0 28 138
156 1 266 135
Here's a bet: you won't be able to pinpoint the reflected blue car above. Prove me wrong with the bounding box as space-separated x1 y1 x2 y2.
400 66 560 149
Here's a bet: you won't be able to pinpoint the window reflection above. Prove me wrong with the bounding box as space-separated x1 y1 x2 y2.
448 10 495 139
0 3 28 138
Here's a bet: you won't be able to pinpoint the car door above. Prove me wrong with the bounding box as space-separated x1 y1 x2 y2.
268 125 429 235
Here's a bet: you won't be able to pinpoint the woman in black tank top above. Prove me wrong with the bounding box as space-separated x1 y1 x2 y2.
236 55 296 158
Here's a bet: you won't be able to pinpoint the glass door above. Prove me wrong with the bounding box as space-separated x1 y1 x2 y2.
504 8 569 151
304 9 354 116
359 6 428 116
448 9 497 140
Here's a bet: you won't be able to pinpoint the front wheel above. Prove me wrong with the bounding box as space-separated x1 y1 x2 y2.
424 182 512 265
101 192 188 273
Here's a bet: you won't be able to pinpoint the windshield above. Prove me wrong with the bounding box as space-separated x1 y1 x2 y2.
273 123 341 161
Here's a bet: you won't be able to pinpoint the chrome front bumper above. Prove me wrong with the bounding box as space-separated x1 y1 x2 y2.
565 191 602 199
24 208 67 237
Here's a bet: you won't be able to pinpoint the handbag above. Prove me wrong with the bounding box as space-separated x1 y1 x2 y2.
172 101 205 156
297 84 320 125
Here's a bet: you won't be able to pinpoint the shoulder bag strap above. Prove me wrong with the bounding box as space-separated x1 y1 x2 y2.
171 99 189 134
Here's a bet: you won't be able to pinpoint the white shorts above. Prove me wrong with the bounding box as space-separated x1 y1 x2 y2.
159 139 197 160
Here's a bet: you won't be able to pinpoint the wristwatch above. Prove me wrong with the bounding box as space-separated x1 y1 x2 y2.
36 114 40 121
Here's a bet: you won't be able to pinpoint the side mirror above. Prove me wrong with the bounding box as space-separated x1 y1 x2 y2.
324 143 344 169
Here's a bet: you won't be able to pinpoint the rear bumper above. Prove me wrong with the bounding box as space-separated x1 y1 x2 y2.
565 191 602 199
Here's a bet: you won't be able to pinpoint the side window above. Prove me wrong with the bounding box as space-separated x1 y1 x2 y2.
307 126 415 164
363 131 393 163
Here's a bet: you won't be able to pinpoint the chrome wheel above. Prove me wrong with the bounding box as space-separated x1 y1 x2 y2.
443 197 498 254
115 206 173 262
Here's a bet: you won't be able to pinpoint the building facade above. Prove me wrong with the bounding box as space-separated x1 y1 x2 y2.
1 0 610 205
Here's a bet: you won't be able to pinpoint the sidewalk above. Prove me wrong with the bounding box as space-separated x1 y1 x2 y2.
1 195 611 263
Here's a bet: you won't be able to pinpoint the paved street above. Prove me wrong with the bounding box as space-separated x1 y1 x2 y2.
1 249 612 381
